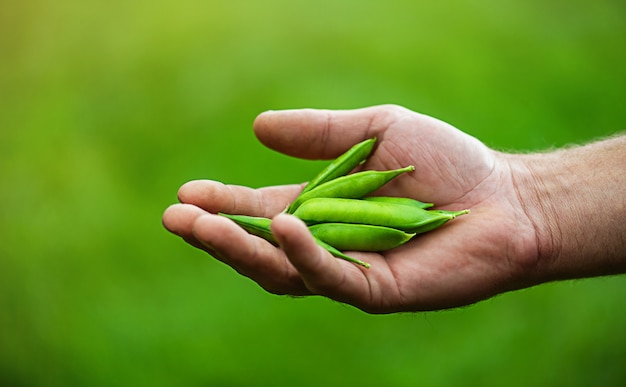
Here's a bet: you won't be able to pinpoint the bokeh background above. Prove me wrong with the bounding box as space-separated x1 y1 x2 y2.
1 1 625 386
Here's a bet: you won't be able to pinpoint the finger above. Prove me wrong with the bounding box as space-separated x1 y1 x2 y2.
177 179 303 217
253 105 410 160
270 213 372 306
192 213 309 295
162 203 209 250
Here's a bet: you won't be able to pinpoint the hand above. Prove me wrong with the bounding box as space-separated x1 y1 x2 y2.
162 105 540 313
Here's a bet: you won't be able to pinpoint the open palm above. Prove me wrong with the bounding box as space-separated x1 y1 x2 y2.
163 105 539 313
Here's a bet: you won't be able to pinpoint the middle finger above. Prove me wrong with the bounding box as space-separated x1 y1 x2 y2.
178 179 303 217
192 213 311 296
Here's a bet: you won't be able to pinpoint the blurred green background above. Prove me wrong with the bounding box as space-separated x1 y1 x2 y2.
1 0 625 386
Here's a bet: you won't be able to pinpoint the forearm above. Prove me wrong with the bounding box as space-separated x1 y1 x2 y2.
509 135 626 282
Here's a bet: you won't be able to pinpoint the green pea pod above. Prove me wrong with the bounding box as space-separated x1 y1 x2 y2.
313 237 371 269
362 196 434 210
309 223 416 252
219 213 371 268
300 137 376 196
287 165 415 213
293 197 440 231
218 213 277 245
407 209 470 234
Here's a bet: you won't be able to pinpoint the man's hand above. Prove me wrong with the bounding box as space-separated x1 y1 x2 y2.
163 105 626 313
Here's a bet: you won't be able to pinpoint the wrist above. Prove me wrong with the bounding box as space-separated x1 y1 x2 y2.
507 153 565 282
509 138 626 282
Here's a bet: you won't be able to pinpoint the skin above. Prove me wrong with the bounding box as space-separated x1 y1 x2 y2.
162 105 626 314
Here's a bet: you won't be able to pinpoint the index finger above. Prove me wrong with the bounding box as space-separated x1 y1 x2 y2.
253 105 411 160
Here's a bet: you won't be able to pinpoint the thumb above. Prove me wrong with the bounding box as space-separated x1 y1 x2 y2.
270 213 345 290
271 213 376 310
253 106 404 160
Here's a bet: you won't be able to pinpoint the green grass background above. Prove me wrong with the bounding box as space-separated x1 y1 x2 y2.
1 1 625 386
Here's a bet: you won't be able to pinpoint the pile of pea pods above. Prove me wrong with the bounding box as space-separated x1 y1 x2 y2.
219 137 469 268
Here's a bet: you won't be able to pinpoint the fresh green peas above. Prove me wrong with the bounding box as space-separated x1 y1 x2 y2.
218 213 371 267
309 223 415 252
293 197 445 232
216 136 470 269
406 209 470 234
299 137 376 195
287 165 415 213
362 196 434 210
